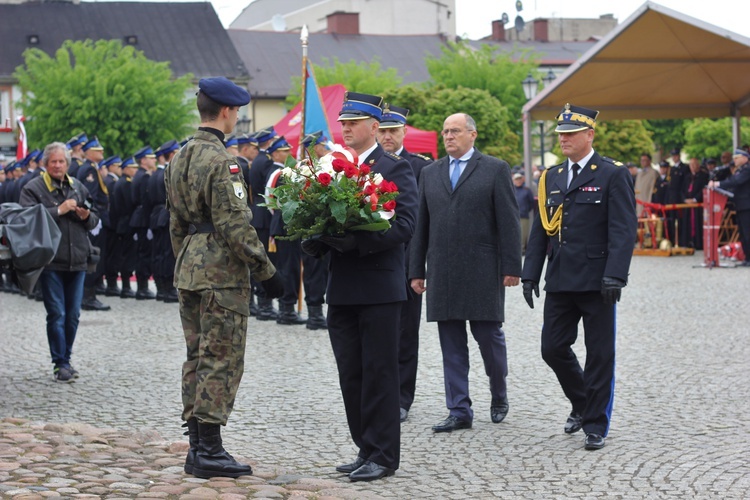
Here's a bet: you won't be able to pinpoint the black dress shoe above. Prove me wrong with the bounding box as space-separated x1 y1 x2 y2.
81 297 111 311
564 411 583 434
335 456 365 474
490 398 509 423
584 433 605 450
399 407 409 423
349 460 395 482
432 415 472 433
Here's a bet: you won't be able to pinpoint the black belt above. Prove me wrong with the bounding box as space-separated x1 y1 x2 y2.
188 222 216 235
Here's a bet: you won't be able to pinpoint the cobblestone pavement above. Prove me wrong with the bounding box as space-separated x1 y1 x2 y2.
2 253 749 499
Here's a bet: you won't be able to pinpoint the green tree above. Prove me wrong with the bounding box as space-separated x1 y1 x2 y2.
14 39 194 156
550 120 653 164
385 85 520 164
643 119 689 155
684 117 750 159
425 40 538 138
286 57 402 107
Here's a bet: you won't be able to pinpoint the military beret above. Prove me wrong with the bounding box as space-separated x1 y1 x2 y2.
82 137 103 151
134 146 155 160
156 139 180 157
733 148 750 159
198 77 250 107
380 104 409 129
301 130 326 147
67 133 88 149
339 91 383 122
555 103 598 133
267 136 291 154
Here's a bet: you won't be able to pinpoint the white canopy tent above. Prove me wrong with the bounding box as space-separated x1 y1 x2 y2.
522 1 750 179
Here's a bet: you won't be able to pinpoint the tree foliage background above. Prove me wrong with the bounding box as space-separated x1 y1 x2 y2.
14 39 194 156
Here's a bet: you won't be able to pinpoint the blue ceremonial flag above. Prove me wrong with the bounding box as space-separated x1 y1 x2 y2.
303 60 332 144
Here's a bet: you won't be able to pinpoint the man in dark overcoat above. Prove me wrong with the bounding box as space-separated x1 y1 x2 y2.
521 103 637 451
409 112 522 433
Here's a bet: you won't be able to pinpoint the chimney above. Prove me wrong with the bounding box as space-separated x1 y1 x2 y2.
491 20 506 41
326 11 360 35
533 18 549 42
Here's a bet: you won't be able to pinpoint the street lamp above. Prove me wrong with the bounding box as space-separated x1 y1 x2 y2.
522 73 539 101
522 70 557 168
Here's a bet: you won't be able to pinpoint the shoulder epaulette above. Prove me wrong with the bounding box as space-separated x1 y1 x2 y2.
602 156 624 167
413 153 432 161
385 152 401 160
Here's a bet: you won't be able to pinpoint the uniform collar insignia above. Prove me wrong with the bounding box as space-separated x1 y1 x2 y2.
558 167 563 173
369 159 375 164
591 164 598 171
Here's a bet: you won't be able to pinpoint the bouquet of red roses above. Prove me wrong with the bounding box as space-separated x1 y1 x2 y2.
262 144 399 240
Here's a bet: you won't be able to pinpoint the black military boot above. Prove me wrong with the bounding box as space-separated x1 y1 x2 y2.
256 297 278 321
94 276 107 295
306 305 327 330
182 417 199 474
162 281 179 303
104 276 121 297
192 423 252 479
276 303 306 325
80 287 111 311
135 277 155 300
120 276 136 299
155 277 166 301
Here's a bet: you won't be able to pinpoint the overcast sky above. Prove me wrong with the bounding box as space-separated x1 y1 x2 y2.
203 0 748 38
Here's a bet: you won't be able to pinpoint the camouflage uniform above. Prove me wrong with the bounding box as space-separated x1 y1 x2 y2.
166 129 276 425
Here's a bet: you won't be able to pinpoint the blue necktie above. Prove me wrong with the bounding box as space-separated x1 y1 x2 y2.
451 158 461 189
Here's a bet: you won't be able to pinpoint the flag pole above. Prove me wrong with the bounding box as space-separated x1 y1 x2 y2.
298 24 309 162
297 24 309 316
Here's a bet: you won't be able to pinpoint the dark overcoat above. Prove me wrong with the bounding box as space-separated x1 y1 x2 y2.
521 151 637 292
409 149 522 322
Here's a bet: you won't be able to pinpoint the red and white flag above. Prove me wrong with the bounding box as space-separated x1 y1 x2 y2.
16 115 27 160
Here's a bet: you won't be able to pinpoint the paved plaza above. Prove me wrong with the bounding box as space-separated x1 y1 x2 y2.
1 253 749 498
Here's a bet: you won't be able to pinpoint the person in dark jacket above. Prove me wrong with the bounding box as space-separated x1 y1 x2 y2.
709 149 750 266
19 142 100 383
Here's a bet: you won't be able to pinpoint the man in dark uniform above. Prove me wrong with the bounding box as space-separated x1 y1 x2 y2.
709 149 750 266
111 157 138 298
130 146 157 300
376 104 431 423
77 137 111 311
521 103 637 451
297 131 330 330
665 147 689 245
302 92 418 482
149 140 180 302
247 126 279 321
66 133 87 178
165 77 283 479
101 156 123 296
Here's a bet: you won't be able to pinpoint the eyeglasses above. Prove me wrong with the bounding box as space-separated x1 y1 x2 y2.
441 128 466 137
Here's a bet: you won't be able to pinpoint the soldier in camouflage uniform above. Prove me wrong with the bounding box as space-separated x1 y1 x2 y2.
165 77 284 479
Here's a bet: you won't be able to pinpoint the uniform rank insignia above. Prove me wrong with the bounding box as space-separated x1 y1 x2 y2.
233 182 245 199
591 165 598 171
229 164 239 174
558 167 564 173
580 186 601 192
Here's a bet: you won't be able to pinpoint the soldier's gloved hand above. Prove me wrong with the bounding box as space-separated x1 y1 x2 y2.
601 276 626 305
319 233 357 253
522 280 539 309
301 234 329 258
261 272 284 299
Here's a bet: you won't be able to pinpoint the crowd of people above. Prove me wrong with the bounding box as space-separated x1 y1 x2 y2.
3 77 749 484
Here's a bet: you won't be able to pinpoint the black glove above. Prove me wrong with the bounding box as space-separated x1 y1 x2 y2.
261 272 284 299
319 233 357 253
522 280 539 309
601 276 626 305
301 234 329 258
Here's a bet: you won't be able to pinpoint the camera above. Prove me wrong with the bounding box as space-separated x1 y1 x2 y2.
81 199 93 210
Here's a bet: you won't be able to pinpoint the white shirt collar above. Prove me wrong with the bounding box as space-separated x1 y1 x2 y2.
569 149 595 170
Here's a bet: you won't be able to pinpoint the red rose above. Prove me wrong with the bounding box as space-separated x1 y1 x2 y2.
317 172 332 186
344 164 358 178
381 180 398 193
383 200 396 211
363 184 376 195
359 165 371 175
332 158 347 172
369 193 379 207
